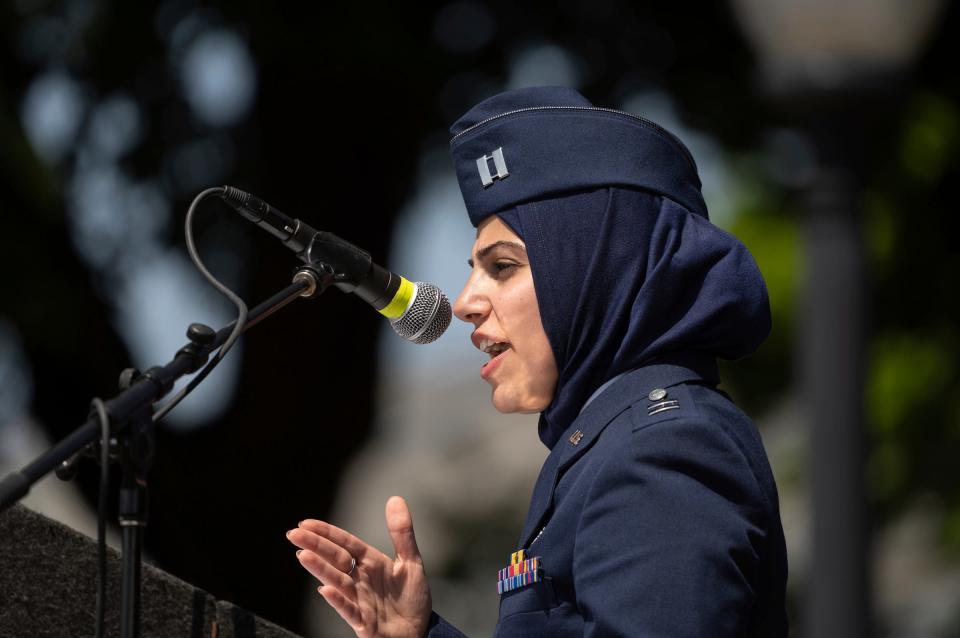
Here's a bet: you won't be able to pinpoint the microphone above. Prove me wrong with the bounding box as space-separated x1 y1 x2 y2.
218 186 451 344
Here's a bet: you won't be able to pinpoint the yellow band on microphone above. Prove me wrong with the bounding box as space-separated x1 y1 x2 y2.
378 277 415 319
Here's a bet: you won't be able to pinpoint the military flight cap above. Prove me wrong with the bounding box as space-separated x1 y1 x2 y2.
448 86 708 227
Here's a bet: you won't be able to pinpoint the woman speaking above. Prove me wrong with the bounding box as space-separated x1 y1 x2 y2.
286 86 788 637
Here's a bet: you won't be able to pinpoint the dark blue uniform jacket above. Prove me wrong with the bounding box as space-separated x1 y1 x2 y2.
427 356 787 637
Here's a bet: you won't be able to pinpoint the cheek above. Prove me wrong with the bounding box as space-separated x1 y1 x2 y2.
498 288 557 385
494 286 539 349
525 331 558 394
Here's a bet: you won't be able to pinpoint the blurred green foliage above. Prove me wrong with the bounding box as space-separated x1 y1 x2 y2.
718 85 960 558
866 90 960 549
900 93 960 185
717 164 801 421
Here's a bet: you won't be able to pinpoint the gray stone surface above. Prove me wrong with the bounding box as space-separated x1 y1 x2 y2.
0 503 299 638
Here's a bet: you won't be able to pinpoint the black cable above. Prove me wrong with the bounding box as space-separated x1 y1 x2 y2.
152 187 248 423
87 188 250 634
92 397 110 638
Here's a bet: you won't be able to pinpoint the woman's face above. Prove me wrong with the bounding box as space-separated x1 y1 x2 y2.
453 215 558 413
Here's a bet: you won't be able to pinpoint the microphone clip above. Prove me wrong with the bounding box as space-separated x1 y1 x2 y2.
292 262 337 299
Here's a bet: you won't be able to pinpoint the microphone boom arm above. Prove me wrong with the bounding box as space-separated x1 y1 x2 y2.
219 186 405 317
0 268 326 514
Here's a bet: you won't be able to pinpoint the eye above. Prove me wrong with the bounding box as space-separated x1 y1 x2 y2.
492 260 518 277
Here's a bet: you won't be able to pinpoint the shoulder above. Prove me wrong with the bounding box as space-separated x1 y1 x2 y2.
593 382 754 459
586 382 775 512
567 381 789 638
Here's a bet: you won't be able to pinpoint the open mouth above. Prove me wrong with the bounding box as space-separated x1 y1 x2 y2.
477 338 511 380
480 340 511 359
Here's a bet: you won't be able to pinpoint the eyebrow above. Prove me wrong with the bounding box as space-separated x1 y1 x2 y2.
467 240 526 268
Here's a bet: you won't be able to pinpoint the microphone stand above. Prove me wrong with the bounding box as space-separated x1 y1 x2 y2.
0 263 332 638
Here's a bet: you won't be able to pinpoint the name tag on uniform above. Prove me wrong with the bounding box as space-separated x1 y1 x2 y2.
496 550 543 595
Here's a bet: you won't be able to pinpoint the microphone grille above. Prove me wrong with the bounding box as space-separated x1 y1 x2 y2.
390 282 451 344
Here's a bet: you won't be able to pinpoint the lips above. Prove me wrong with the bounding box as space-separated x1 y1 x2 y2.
480 347 509 380
472 332 510 356
471 331 510 379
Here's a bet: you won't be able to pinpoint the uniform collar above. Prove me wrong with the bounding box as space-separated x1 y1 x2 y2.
577 371 628 416
558 353 718 464
517 353 718 550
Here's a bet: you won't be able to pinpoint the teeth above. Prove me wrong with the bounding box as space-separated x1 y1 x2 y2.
479 339 510 354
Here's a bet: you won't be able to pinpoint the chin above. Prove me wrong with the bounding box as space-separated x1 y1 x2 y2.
490 387 550 414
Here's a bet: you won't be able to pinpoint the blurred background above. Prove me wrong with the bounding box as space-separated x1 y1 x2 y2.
0 0 958 636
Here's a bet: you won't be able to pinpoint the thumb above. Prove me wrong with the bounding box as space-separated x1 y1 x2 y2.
385 495 422 563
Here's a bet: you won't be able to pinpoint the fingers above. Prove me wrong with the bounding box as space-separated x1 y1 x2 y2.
287 526 355 574
297 548 355 590
317 585 363 630
385 496 422 563
295 519 371 560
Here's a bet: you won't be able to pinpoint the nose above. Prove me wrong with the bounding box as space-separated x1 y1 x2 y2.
453 271 489 325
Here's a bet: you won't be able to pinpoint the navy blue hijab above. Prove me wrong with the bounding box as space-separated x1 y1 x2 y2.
498 189 770 448
449 88 771 449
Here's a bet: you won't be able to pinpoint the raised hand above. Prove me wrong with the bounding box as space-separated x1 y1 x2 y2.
287 496 432 638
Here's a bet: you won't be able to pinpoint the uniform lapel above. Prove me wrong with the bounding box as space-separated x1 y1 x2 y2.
516 356 719 550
